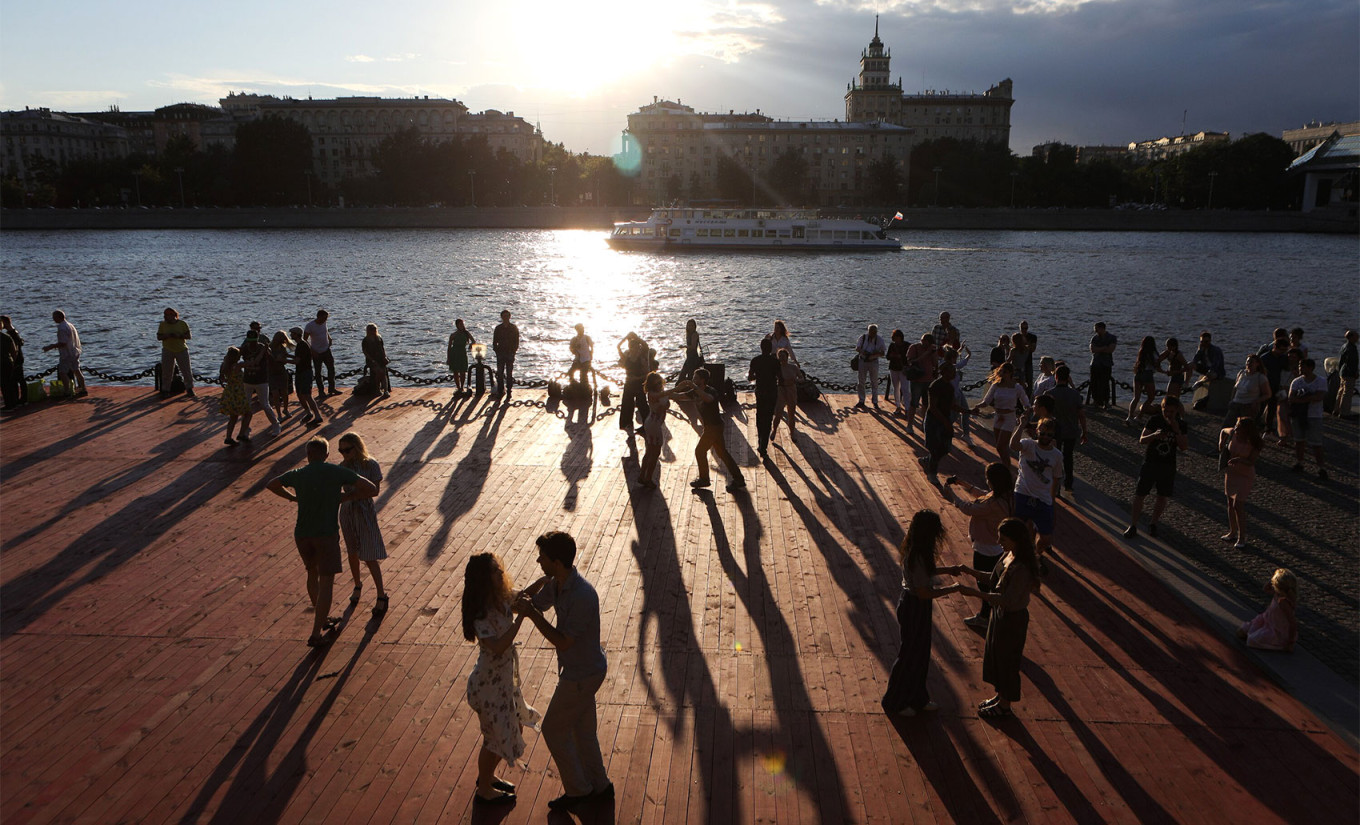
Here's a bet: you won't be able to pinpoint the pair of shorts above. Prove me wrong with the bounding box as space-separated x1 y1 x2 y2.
1293 415 1324 447
59 354 81 375
909 380 929 408
1135 462 1176 498
295 533 343 575
1014 493 1054 536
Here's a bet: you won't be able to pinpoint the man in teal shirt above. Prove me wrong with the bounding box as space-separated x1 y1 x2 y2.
268 437 378 646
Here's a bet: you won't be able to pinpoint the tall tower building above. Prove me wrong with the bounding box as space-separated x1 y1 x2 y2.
845 16 903 123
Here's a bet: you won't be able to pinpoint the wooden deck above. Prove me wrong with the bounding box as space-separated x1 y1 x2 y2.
2 388 1355 824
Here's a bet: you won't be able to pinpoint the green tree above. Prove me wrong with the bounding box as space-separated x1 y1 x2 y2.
233 117 313 205
766 149 809 205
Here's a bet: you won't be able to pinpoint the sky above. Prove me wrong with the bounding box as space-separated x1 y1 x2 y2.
1 0 1356 157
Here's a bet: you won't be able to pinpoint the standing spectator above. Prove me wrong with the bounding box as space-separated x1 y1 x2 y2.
362 324 391 399
855 324 887 409
922 363 959 486
954 519 1042 719
290 327 322 426
1289 358 1329 479
1017 321 1038 389
304 309 338 396
679 319 704 381
943 344 974 437
239 323 281 439
568 323 594 388
1191 330 1225 410
462 553 539 806
1258 328 1289 357
217 347 249 446
157 307 195 399
268 331 293 421
1127 336 1161 425
904 333 938 431
932 312 961 351
1009 416 1063 572
769 320 797 365
1044 365 1088 496
338 432 389 614
1123 396 1189 539
617 333 649 438
1032 356 1057 398
886 329 909 413
1158 338 1190 400
638 372 689 487
0 315 24 409
747 337 780 458
688 368 745 491
514 531 613 811
973 362 1030 468
266 437 378 647
1223 354 1271 427
1218 417 1262 550
1006 331 1032 393
880 509 961 717
448 319 474 397
43 310 86 397
1088 321 1117 408
492 310 520 398
1289 327 1308 358
1333 329 1358 418
774 348 800 440
1259 336 1291 434
989 334 1010 372
943 463 1014 629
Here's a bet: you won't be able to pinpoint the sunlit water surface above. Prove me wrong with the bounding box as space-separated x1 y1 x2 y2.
3 229 1356 386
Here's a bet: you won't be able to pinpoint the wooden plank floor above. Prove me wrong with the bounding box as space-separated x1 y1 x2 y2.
2 388 1355 824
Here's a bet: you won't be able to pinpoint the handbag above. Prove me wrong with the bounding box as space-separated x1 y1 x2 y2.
850 354 861 372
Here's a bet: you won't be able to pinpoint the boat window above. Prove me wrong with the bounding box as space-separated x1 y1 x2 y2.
669 228 680 237
697 228 709 237
792 227 804 239
737 229 750 238
723 229 736 238
778 230 792 238
766 230 777 238
834 231 847 240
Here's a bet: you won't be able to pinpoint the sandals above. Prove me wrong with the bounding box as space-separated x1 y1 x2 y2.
307 626 338 648
372 595 389 616
349 585 361 606
979 704 1014 719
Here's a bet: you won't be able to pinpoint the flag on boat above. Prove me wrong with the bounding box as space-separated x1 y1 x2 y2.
893 211 904 221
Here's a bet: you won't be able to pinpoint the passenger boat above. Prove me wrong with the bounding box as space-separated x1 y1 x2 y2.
607 207 902 251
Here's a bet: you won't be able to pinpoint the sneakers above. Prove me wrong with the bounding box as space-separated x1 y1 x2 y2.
690 479 711 488
726 479 747 492
854 401 867 410
964 615 989 629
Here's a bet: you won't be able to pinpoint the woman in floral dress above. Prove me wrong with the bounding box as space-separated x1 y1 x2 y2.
338 432 388 614
462 553 541 805
217 347 249 446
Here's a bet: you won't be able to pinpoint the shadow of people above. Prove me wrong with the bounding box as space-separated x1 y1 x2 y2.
424 401 509 559
561 419 593 510
887 714 1014 825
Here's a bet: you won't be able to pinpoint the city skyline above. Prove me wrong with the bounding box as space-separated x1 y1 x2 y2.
1 0 1356 156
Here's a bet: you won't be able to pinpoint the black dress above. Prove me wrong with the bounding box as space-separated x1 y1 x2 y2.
881 558 934 713
981 555 1036 702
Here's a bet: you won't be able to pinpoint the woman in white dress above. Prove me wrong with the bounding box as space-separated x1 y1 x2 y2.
338 432 389 615
462 553 541 805
973 362 1030 468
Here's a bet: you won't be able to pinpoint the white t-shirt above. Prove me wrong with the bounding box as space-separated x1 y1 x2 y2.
1230 370 1269 404
303 320 331 354
1034 373 1057 398
1015 437 1063 503
56 320 81 356
1289 374 1329 418
571 335 593 364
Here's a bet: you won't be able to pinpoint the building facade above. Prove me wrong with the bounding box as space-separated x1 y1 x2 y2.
622 98 913 207
0 108 130 180
1282 121 1360 157
1127 131 1230 162
844 19 1013 145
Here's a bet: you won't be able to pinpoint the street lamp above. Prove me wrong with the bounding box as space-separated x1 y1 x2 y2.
1207 171 1218 210
1009 171 1019 209
132 170 142 208
304 170 313 207
468 170 476 207
932 167 943 207
548 165 557 206
174 167 185 209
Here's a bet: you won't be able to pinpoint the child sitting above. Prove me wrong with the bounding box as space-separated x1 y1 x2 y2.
1237 568 1298 652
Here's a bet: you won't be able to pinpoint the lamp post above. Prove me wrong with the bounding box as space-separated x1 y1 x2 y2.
548 165 557 206
132 170 142 208
174 167 185 209
1009 171 1019 209
468 170 476 207
932 167 943 207
1207 171 1218 210
304 170 313 207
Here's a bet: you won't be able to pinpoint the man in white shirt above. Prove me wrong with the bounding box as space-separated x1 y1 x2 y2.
1010 418 1063 572
1289 358 1329 479
43 310 86 397
304 309 338 396
855 324 887 409
568 323 594 389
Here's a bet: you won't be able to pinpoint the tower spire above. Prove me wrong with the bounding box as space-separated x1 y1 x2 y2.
875 14 879 39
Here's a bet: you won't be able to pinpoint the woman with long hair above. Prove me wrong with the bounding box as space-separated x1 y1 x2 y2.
462 553 540 805
268 331 293 421
881 509 960 717
217 347 249 446
972 362 1030 468
337 432 389 614
679 319 704 381
1127 335 1160 425
1218 416 1263 549
770 320 797 366
289 327 322 426
448 318 474 396
954 518 1041 719
637 371 690 488
773 348 800 439
1158 337 1189 400
942 462 1014 629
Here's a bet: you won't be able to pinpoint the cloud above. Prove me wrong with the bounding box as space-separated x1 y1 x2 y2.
145 73 455 104
383 53 420 62
346 54 376 63
17 89 129 109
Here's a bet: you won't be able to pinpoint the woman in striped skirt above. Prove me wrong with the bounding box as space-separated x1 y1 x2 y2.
338 431 389 615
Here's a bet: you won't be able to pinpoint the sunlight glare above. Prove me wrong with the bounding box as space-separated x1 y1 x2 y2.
515 0 691 94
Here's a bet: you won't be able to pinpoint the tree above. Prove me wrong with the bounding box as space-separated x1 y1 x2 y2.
233 117 313 205
766 149 809 205
865 152 903 206
715 155 753 205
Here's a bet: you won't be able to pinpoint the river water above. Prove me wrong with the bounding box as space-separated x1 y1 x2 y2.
2 229 1356 386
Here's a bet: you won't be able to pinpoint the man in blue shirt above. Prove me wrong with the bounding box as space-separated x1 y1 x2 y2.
515 531 612 811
